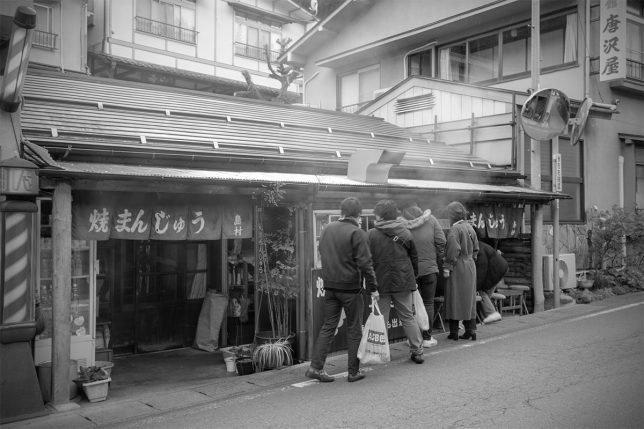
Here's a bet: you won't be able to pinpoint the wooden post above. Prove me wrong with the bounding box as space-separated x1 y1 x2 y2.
51 182 72 406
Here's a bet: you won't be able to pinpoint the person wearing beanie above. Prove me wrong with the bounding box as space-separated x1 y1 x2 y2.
401 204 446 347
368 199 424 364
442 201 479 341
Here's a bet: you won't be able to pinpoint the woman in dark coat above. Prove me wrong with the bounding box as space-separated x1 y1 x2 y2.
442 201 479 340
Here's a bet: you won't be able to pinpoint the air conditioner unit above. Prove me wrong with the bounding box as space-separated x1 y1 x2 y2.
543 254 576 291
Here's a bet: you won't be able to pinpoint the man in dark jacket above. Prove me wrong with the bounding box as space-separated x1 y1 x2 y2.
368 200 424 364
306 197 379 383
476 241 509 323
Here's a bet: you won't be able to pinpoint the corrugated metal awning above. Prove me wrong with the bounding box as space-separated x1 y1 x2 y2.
44 161 566 202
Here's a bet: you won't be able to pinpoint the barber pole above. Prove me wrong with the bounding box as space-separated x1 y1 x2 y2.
1 211 31 324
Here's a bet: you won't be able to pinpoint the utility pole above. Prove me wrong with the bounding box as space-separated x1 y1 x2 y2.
530 0 545 313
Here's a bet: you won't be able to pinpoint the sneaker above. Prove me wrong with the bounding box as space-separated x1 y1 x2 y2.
347 369 366 383
422 338 438 348
410 354 424 364
483 311 502 324
305 367 335 382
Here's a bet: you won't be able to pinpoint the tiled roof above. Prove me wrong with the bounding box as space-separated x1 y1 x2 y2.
21 70 501 177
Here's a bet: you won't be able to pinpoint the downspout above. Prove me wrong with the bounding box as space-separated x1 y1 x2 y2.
296 206 306 362
103 0 111 54
584 0 590 98
59 3 64 71
619 156 626 268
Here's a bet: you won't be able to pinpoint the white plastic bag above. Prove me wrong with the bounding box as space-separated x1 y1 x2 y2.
357 298 390 364
413 289 430 331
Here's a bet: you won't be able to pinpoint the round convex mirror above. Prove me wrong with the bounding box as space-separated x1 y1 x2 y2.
520 88 571 141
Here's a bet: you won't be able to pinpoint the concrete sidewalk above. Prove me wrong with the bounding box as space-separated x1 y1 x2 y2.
8 292 644 429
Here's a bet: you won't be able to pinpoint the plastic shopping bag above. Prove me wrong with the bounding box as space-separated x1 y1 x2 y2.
357 298 390 364
412 289 430 331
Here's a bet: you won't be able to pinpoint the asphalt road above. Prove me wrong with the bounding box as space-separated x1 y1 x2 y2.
111 302 644 429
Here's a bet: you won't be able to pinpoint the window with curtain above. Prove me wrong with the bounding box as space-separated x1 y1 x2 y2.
439 43 466 81
338 65 380 113
439 10 578 84
234 13 282 61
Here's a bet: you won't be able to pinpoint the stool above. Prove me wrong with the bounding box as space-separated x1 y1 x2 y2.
490 292 506 313
508 284 530 315
433 296 445 332
496 288 525 316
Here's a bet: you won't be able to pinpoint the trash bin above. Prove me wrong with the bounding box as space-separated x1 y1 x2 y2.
36 360 78 402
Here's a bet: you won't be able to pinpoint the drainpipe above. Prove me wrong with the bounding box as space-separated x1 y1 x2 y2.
584 0 590 98
619 156 626 268
59 3 64 71
296 206 306 362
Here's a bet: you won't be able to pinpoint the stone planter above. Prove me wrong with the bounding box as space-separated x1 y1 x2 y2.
74 378 111 402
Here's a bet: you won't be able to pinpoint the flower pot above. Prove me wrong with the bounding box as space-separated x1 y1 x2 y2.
578 279 594 290
235 358 255 376
224 356 236 373
75 378 111 403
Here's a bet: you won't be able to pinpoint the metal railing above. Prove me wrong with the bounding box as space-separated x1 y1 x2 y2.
33 30 57 49
338 101 371 114
589 56 643 81
234 42 279 62
135 16 196 44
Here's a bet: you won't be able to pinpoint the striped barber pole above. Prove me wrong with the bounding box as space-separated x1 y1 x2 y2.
2 212 31 324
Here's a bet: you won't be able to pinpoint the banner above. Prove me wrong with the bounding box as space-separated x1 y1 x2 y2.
468 205 522 239
599 0 627 82
72 192 251 241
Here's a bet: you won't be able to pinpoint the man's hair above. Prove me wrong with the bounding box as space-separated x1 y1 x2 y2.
340 197 362 217
447 201 468 223
374 199 398 220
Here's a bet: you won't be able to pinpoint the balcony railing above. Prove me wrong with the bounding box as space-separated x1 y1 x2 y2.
234 42 279 62
33 30 57 49
135 16 196 44
338 101 371 114
589 56 643 82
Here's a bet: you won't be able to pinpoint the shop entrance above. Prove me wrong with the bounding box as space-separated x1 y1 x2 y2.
98 240 217 356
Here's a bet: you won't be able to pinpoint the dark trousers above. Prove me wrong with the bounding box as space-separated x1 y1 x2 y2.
417 273 438 338
310 289 364 375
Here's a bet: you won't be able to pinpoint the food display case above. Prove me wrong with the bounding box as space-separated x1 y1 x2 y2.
34 200 96 367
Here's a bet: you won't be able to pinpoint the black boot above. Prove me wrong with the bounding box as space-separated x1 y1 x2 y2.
460 319 477 340
447 320 459 340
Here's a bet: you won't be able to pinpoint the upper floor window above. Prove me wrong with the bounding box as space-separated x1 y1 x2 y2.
439 10 578 84
637 146 644 208
33 3 57 50
136 0 197 44
338 65 380 113
407 47 434 78
234 13 282 62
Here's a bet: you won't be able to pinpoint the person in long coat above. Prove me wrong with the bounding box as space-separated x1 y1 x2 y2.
442 201 479 341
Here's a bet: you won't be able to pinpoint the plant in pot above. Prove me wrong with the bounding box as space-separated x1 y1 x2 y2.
253 184 298 370
74 365 111 402
233 344 255 375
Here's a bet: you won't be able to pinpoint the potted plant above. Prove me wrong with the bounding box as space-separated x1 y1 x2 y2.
74 365 111 402
254 184 297 367
252 338 293 371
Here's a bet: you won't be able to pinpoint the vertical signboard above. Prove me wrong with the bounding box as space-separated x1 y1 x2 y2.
552 153 562 193
599 0 627 82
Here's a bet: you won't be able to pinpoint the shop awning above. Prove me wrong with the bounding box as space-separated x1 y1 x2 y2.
44 161 567 203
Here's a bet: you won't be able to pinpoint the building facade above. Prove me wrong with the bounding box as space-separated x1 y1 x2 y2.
286 0 644 241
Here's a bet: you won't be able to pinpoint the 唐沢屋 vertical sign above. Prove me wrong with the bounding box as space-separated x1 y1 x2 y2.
599 0 627 82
